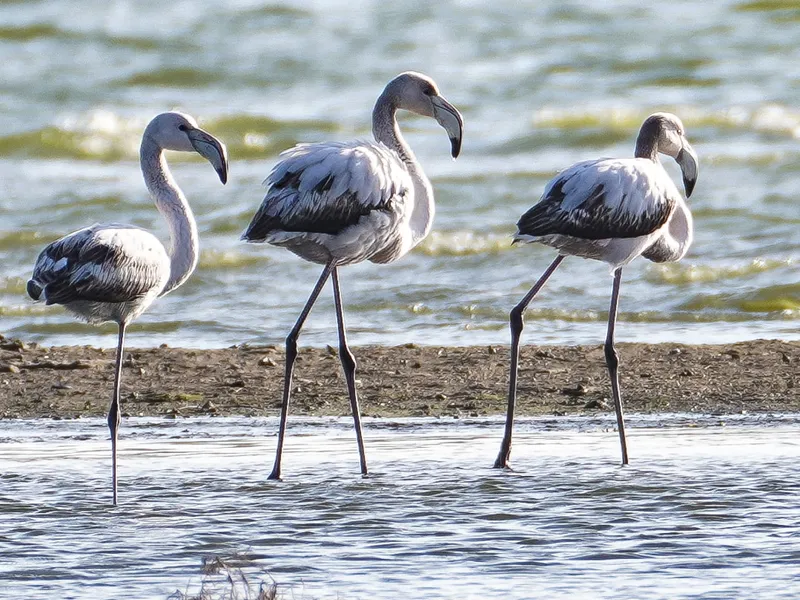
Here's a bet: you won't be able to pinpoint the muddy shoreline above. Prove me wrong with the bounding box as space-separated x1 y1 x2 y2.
0 336 797 419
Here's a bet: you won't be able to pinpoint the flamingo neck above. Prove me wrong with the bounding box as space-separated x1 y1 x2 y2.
634 125 660 161
140 136 199 295
372 95 434 245
643 197 693 263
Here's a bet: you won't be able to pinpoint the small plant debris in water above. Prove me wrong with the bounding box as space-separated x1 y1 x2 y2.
167 555 278 600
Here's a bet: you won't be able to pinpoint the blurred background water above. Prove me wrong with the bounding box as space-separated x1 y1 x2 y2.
0 0 798 349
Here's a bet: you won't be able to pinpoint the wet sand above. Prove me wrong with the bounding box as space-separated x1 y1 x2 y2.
0 336 797 419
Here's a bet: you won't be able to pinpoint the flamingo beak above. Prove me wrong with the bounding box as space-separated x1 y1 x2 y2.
676 139 698 198
431 95 464 159
188 128 229 184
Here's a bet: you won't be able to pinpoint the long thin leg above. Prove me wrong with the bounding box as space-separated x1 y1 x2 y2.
494 255 565 469
108 322 126 506
331 267 368 476
269 260 335 480
605 268 629 465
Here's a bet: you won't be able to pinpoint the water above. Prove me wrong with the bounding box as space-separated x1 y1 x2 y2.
2 415 800 599
0 0 797 349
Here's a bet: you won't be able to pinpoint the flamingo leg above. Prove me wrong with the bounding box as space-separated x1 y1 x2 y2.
605 268 629 465
331 267 368 476
494 255 565 469
108 322 126 505
269 261 335 480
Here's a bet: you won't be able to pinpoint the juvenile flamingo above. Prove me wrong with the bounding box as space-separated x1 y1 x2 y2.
495 112 698 468
27 112 228 504
242 72 463 479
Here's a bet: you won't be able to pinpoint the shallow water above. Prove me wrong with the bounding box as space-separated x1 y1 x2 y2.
0 0 799 349
2 415 800 599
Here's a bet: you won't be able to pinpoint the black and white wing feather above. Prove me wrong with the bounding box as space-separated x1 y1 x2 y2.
241 140 412 242
516 158 680 241
29 224 169 306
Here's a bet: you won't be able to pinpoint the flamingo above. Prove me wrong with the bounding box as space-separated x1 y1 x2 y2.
494 112 698 468
242 72 463 479
27 112 228 504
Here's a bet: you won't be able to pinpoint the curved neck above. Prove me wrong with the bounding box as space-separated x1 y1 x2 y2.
140 136 199 295
634 126 660 161
642 198 693 263
372 94 434 244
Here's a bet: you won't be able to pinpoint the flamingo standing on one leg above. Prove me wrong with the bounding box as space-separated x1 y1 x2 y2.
242 72 463 479
27 112 228 504
494 112 698 469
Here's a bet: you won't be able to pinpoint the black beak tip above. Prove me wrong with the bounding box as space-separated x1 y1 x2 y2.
450 136 462 159
217 166 228 185
683 177 695 198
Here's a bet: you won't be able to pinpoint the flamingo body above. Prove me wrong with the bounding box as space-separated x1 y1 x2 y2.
515 158 686 267
28 224 170 324
243 140 415 265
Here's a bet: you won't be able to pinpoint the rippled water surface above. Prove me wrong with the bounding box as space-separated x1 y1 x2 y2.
0 0 798 348
2 415 800 599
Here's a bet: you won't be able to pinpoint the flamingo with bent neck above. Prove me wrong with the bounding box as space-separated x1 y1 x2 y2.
28 111 228 504
242 72 464 479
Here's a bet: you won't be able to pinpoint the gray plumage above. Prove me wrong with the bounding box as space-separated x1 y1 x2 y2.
242 141 410 253
29 224 170 322
516 163 676 242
